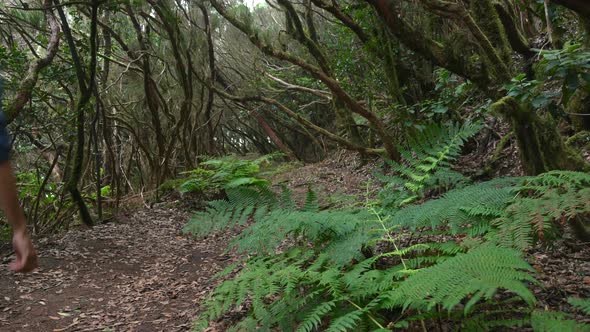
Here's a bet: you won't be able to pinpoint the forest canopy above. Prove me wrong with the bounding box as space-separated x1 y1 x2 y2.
1 0 590 222
0 0 590 330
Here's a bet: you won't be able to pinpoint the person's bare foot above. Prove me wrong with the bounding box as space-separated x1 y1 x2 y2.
10 230 38 273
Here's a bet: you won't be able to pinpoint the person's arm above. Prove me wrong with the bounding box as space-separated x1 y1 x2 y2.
0 161 38 272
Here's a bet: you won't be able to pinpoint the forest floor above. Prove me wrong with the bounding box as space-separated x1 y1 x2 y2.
0 152 589 331
0 153 375 332
0 206 242 332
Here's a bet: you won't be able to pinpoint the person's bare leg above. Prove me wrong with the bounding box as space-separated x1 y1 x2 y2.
0 161 37 272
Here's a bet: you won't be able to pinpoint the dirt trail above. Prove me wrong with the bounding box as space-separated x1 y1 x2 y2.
0 153 378 332
0 206 238 332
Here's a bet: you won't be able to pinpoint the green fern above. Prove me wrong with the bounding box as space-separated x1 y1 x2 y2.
296 300 337 332
396 241 467 270
341 258 403 298
179 154 278 195
569 297 590 316
198 247 371 331
325 310 364 332
531 310 590 332
303 187 320 212
183 187 276 238
495 171 590 249
459 307 590 332
459 308 529 331
379 244 537 314
389 170 590 247
390 177 518 234
279 184 297 210
236 209 374 267
200 248 312 323
192 164 590 332
519 170 590 189
378 121 481 207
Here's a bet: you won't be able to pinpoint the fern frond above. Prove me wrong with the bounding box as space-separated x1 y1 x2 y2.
461 316 528 332
380 244 537 313
495 171 590 250
379 121 481 207
279 184 297 210
325 309 364 332
343 262 402 298
236 209 374 267
296 301 337 332
303 187 320 212
391 177 518 234
531 310 590 332
380 122 482 207
520 170 590 190
569 297 590 316
183 187 277 238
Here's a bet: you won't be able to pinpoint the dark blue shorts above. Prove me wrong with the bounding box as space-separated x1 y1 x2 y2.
0 112 10 163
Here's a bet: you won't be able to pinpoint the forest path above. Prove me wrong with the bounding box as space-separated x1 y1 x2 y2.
0 206 239 332
0 153 381 332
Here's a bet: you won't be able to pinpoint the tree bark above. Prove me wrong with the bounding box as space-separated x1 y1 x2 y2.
199 3 218 156
55 0 98 227
5 0 60 123
491 97 589 175
249 109 298 161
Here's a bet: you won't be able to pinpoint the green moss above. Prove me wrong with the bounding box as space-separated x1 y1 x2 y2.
566 131 590 150
581 16 590 48
333 99 363 145
469 0 513 78
491 96 589 175
567 89 590 132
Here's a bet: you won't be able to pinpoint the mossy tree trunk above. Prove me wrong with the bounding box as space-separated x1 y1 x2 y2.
371 0 589 174
68 97 94 226
492 97 589 175
568 90 590 132
333 99 363 146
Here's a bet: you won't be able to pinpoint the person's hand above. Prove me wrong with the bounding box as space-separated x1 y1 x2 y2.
10 230 38 273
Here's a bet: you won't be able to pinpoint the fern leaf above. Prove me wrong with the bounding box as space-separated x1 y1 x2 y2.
378 121 482 208
183 187 276 238
391 177 517 234
531 310 590 332
303 187 320 212
495 171 590 249
569 298 590 316
326 310 364 332
380 244 537 313
296 301 337 332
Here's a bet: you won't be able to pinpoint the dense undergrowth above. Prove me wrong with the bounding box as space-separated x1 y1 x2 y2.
1 1 590 330
182 123 590 331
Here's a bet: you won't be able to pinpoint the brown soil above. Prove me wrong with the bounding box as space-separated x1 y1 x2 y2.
0 206 240 332
270 151 381 208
